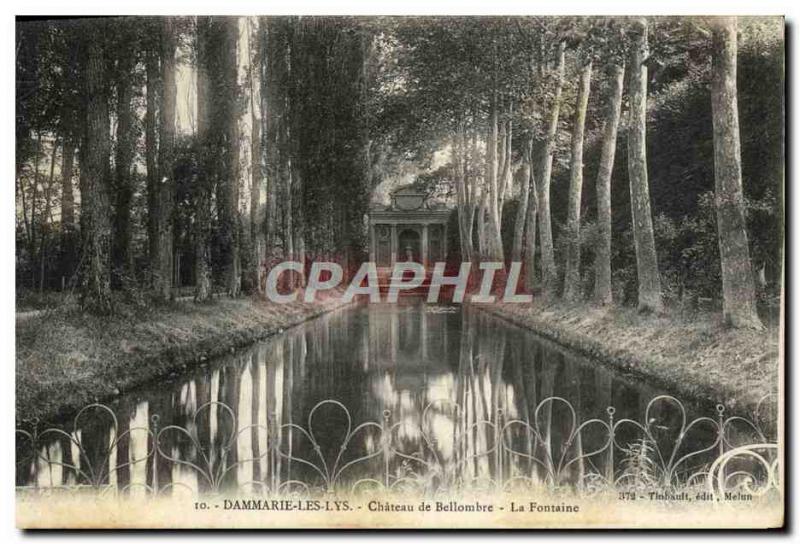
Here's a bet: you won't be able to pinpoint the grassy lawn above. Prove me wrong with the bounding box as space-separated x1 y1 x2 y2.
16 293 347 423
482 300 781 417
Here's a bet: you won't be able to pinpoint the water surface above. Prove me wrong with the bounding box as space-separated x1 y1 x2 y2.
18 300 765 494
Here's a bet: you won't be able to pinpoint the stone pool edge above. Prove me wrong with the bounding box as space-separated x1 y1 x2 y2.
475 302 780 418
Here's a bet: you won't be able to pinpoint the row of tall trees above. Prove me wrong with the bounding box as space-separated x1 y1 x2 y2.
380 16 780 328
16 16 377 311
15 16 782 329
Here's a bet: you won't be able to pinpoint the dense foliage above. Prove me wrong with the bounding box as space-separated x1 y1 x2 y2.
15 16 783 325
16 16 378 304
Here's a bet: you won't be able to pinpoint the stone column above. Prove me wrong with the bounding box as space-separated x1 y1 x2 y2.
369 223 376 263
390 224 397 266
421 224 429 268
442 222 448 260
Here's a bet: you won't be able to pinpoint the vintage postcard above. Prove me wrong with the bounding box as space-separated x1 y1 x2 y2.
14 14 784 529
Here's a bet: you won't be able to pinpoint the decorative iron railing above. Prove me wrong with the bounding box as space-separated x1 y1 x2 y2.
16 394 779 501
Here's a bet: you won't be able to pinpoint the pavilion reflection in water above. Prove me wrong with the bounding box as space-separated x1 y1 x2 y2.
19 303 696 494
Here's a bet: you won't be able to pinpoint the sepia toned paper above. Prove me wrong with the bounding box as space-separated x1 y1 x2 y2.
15 14 784 530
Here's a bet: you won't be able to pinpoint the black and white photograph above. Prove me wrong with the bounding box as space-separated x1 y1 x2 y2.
11 9 786 530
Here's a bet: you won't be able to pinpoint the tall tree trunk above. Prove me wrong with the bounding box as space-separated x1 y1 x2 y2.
594 63 625 305
627 19 662 313
523 141 539 292
497 105 513 224
288 21 304 288
145 40 160 289
292 163 305 287
248 18 266 294
217 16 242 296
17 174 29 282
710 17 763 329
511 138 531 262
276 21 295 291
112 42 136 287
563 60 592 301
79 27 112 313
486 93 504 261
477 192 488 260
467 127 479 253
154 17 177 301
453 127 468 262
39 139 58 292
60 139 76 230
194 17 213 301
282 154 294 289
537 41 566 294
263 18 279 259
27 130 42 280
454 121 475 263
60 135 76 284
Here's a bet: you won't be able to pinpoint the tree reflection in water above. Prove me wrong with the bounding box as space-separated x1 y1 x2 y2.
16 299 776 497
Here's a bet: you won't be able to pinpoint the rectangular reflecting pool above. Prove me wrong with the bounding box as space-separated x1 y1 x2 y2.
17 300 774 497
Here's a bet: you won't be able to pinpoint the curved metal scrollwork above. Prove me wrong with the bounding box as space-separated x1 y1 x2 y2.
16 395 779 501
16 404 153 493
275 399 385 492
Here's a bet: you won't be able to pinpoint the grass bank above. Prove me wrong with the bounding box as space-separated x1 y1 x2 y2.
16 293 349 424
480 301 781 417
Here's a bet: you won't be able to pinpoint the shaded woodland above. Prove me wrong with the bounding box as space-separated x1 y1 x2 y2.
16 16 783 329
